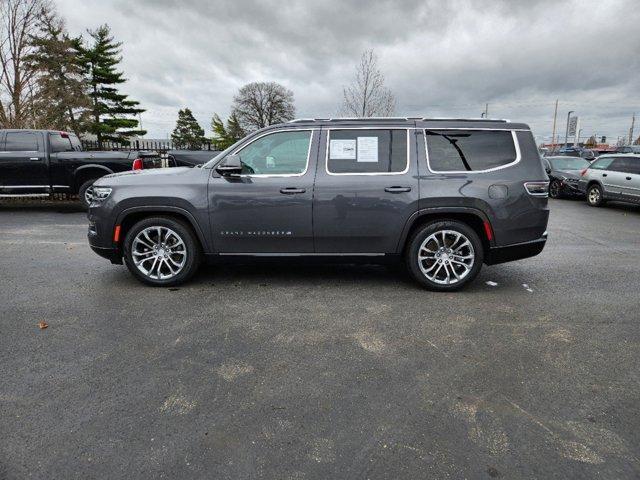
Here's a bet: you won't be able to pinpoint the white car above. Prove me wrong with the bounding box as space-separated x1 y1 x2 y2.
578 154 640 206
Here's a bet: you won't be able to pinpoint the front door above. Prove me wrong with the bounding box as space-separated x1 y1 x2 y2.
313 127 419 253
208 129 318 253
0 131 48 193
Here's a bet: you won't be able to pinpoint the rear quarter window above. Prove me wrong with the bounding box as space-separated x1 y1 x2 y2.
425 130 518 172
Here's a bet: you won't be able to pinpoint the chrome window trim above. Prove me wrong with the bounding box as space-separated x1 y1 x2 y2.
424 129 522 174
325 127 411 176
231 128 315 178
2 185 49 188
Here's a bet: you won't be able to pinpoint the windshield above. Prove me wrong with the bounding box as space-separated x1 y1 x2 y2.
548 157 590 170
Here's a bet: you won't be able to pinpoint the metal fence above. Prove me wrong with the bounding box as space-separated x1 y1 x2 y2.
81 139 222 153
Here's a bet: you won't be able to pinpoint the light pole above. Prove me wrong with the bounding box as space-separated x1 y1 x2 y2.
564 110 574 148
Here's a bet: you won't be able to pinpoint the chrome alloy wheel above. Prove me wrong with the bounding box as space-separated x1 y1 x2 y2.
417 230 475 285
84 186 95 205
132 226 187 280
588 186 600 204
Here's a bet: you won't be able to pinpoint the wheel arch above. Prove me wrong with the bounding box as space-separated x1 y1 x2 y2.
397 207 493 256
73 165 114 192
115 206 210 254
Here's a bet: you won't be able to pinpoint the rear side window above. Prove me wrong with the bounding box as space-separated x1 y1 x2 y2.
589 157 614 170
5 132 39 152
327 129 408 174
49 133 74 152
610 157 640 175
426 130 517 172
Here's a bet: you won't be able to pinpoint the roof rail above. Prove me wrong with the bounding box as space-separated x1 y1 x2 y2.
421 117 510 122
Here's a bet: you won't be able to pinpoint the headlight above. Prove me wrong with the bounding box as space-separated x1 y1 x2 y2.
92 187 112 201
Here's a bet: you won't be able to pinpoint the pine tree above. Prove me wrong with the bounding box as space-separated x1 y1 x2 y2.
27 10 90 136
171 108 205 149
80 24 145 146
211 112 245 149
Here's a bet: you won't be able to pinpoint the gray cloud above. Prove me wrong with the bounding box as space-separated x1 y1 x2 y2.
57 0 640 142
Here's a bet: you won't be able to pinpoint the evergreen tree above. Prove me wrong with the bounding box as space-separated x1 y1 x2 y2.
211 112 245 149
80 24 145 146
27 10 90 136
171 108 205 149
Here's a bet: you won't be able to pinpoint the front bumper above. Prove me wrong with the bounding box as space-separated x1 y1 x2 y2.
89 244 122 264
558 179 583 196
485 233 547 265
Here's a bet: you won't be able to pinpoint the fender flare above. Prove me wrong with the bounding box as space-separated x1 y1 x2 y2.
73 164 115 185
396 206 493 253
115 205 210 252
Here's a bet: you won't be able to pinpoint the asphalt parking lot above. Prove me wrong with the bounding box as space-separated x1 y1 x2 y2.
1 198 639 479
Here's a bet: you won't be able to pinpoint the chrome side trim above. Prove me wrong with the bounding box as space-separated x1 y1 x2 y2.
325 127 411 176
2 185 49 188
0 193 49 198
424 129 522 174
218 252 386 257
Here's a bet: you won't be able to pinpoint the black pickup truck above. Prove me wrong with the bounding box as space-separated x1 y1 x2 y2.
0 129 160 207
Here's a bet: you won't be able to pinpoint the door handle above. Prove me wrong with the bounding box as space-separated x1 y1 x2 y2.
29 157 41 161
602 173 607 177
384 186 412 193
280 187 306 194
626 176 632 180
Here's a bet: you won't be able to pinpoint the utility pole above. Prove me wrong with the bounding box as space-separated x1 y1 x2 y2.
629 113 635 145
484 103 489 118
551 99 558 150
564 110 574 148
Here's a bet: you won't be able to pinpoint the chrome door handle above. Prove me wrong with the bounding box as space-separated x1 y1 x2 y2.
29 157 41 161
384 186 412 193
280 187 306 194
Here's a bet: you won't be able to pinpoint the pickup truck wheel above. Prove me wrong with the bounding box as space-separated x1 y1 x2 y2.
78 179 97 209
405 220 484 291
123 217 201 286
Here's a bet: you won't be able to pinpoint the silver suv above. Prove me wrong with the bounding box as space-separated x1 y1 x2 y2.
579 154 640 207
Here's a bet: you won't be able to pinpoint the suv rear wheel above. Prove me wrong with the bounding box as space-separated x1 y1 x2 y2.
123 216 201 286
405 220 484 291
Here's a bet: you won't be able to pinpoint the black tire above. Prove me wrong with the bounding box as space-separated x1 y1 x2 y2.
123 216 201 286
405 220 484 291
78 179 97 209
586 183 605 207
549 179 563 199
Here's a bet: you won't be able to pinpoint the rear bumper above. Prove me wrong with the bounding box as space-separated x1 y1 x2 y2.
485 233 547 265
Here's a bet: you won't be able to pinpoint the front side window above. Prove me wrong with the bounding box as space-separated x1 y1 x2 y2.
327 129 408 174
235 130 311 175
5 132 39 152
426 130 517 172
589 157 614 170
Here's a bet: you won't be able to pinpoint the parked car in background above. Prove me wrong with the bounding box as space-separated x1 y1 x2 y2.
0 129 161 208
87 117 549 291
615 145 640 154
167 150 220 168
556 146 597 160
543 156 591 198
578 154 640 207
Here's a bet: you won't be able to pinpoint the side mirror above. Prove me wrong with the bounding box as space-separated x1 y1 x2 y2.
545 167 551 174
215 154 242 175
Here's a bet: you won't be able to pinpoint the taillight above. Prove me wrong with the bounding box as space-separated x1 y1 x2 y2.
524 181 549 196
580 168 588 176
132 158 143 170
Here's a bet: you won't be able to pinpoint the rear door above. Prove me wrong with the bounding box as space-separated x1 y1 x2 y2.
604 158 632 200
0 131 48 193
616 157 640 202
313 126 419 253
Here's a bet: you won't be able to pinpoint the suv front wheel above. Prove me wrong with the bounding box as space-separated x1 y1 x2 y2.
587 184 605 207
406 220 484 291
123 216 201 286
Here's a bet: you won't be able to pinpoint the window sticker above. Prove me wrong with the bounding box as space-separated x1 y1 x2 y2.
330 139 356 159
357 136 378 162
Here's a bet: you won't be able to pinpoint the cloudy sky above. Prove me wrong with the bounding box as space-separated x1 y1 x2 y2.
56 0 640 143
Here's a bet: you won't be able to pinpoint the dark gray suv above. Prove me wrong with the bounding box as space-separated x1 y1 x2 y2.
88 118 549 291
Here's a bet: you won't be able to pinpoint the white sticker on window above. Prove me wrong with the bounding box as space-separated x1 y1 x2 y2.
329 139 356 159
357 137 378 162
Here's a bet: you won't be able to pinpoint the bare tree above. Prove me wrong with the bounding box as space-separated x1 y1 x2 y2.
231 81 295 133
341 49 396 117
0 0 48 128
